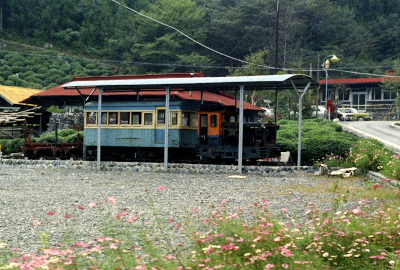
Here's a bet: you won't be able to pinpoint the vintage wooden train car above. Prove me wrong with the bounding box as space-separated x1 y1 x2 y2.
83 98 280 162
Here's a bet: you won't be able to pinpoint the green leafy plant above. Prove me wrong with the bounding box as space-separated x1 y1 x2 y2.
382 154 400 180
32 129 82 143
0 138 24 154
46 105 66 113
345 139 392 172
278 119 358 165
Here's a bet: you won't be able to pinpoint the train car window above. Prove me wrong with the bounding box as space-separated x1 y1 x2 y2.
190 113 198 127
199 114 208 136
200 114 208 127
120 112 130 125
101 112 107 125
86 112 97 125
131 112 142 125
157 110 165 124
144 113 153 125
182 112 190 126
108 112 118 125
171 112 178 126
210 115 218 127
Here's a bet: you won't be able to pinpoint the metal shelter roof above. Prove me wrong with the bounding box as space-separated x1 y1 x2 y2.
62 74 318 173
62 74 318 91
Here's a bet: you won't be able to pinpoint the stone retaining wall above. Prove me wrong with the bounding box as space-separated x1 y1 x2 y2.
1 159 398 187
47 113 84 132
0 159 312 175
367 170 400 188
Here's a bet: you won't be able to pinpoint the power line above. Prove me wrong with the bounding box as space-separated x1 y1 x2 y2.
109 0 277 70
109 0 400 79
3 48 400 78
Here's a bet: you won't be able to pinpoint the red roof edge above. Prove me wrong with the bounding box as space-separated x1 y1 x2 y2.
319 77 383 85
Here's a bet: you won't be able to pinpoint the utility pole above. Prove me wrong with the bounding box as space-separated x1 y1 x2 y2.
274 0 280 124
0 0 3 32
274 0 280 72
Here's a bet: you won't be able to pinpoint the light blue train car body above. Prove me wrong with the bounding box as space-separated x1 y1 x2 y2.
83 99 280 161
83 100 201 159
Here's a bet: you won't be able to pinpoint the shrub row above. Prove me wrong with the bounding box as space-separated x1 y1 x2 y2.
0 129 82 155
0 51 113 89
277 119 359 165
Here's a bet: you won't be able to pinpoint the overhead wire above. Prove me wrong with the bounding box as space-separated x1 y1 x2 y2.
109 0 400 79
3 0 400 80
109 0 281 71
2 48 400 79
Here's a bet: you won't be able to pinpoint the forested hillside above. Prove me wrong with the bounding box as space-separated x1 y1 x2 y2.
1 0 400 79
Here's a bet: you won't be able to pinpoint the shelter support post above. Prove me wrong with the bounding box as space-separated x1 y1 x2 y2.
97 88 102 171
275 88 279 123
164 87 170 171
238 85 244 173
291 80 312 170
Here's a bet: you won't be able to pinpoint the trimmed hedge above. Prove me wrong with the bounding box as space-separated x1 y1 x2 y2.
277 119 359 165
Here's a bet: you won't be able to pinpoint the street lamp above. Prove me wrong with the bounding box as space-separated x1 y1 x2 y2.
322 54 339 119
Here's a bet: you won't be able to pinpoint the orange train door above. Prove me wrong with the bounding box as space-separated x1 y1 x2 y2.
198 112 222 145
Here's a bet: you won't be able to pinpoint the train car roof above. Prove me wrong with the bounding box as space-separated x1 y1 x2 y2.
62 74 318 91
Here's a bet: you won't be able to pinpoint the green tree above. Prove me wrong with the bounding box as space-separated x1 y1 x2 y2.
368 13 400 61
229 49 274 106
127 0 212 73
331 0 400 22
197 0 275 67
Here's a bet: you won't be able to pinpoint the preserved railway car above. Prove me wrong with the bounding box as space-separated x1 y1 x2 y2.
84 100 201 160
83 98 280 162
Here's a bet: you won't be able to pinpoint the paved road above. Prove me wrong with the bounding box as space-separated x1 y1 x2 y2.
337 121 400 153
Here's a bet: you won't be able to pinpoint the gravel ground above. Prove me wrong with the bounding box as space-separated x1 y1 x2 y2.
0 165 365 253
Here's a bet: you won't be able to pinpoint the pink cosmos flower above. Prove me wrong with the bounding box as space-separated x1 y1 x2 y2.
127 215 138 223
373 184 382 190
88 202 97 208
109 243 119 249
64 214 72 218
115 212 129 220
157 185 167 190
97 237 115 242
46 211 56 216
33 220 41 227
43 249 60 256
108 196 117 204
221 243 239 250
77 205 84 210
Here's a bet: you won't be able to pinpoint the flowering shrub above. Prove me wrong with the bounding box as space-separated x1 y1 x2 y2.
319 152 351 167
1 186 400 270
345 139 392 172
382 154 400 180
321 138 397 179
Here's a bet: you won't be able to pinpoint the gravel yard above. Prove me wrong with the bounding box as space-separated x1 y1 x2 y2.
0 164 366 253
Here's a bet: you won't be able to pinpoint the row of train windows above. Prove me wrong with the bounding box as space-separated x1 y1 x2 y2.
86 110 198 127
